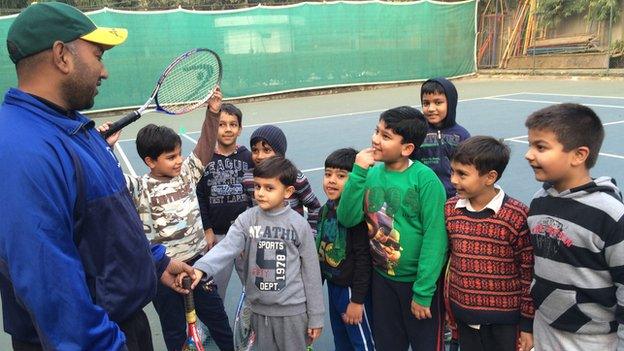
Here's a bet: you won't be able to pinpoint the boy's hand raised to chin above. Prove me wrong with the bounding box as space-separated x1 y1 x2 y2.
355 148 375 169
208 86 222 113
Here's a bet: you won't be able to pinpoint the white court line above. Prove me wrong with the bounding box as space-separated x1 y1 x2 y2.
181 133 198 144
518 92 624 100
117 92 523 142
115 143 138 177
506 139 624 160
488 97 624 110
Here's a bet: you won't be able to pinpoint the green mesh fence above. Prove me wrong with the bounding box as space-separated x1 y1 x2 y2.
0 1 476 111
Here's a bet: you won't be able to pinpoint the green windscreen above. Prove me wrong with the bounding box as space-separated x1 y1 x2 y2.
0 0 476 111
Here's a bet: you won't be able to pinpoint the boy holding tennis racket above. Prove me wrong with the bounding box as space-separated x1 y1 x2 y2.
100 87 234 351
185 156 325 351
337 106 448 351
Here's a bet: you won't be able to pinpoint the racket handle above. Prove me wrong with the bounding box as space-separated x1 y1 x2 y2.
101 110 141 139
182 276 194 313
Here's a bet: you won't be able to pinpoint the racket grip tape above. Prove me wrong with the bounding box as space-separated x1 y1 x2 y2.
101 110 141 139
182 276 195 313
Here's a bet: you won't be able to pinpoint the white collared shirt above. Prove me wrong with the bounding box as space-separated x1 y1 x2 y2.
455 185 505 214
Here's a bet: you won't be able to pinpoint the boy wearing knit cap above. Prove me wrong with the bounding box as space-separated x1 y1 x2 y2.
242 125 321 231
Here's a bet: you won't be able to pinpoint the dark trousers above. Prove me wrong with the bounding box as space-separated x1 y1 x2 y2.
12 309 153 351
457 321 519 351
371 271 445 351
153 280 233 351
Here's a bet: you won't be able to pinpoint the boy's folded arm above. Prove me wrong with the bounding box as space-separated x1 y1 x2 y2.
412 179 448 307
336 164 369 228
299 223 325 329
350 222 372 304
193 213 247 277
295 173 321 230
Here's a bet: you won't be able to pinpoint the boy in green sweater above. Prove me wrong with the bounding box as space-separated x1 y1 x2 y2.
337 106 448 351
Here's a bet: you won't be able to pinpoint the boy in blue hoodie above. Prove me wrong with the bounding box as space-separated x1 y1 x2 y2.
415 77 471 199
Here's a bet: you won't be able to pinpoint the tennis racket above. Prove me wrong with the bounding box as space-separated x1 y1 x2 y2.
181 276 205 351
102 48 222 138
233 289 255 351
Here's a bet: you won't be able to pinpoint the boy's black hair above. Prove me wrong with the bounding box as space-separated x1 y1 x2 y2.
253 156 298 187
525 103 604 169
325 148 357 172
420 80 446 97
136 124 181 161
452 136 510 181
221 103 243 126
379 106 428 152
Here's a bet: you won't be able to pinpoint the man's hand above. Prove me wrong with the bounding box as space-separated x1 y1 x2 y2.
342 302 363 325
307 327 322 345
96 121 121 147
203 228 216 253
208 86 222 113
355 148 375 169
518 331 533 351
410 300 432 320
160 259 195 294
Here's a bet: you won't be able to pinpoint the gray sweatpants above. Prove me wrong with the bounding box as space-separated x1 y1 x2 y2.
251 312 308 351
534 310 617 351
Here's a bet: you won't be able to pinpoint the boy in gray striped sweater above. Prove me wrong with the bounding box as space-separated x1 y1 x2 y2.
524 103 624 351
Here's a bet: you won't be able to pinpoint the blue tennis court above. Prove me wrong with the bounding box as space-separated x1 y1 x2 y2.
107 86 624 350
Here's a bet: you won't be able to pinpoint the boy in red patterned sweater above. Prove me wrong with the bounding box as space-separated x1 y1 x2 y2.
445 136 534 351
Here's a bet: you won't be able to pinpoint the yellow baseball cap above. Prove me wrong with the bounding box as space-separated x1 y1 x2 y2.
7 2 128 63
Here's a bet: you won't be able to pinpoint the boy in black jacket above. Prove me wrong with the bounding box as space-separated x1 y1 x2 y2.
317 148 374 350
196 103 253 300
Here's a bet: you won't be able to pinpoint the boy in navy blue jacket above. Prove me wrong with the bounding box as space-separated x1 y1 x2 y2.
415 77 471 199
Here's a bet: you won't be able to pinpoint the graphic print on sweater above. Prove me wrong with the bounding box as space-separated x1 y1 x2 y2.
364 186 420 276
204 158 249 205
248 225 298 292
531 217 573 258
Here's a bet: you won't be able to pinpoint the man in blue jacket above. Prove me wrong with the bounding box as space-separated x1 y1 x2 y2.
0 2 196 350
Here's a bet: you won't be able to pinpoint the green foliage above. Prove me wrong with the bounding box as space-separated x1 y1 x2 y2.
537 0 621 29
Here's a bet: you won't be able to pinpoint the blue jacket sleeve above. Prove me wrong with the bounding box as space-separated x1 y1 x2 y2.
0 144 126 350
152 244 170 279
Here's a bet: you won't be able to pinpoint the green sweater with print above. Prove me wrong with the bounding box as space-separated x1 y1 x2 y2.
337 162 448 307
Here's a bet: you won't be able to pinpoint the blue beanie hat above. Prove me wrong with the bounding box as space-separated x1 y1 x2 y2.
250 125 287 156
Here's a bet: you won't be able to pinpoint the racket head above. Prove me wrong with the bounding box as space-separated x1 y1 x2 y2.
153 48 222 115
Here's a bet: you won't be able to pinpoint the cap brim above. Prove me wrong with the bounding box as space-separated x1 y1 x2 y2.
81 27 128 47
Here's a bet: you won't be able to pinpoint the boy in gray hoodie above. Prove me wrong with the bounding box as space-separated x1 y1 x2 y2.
188 156 324 350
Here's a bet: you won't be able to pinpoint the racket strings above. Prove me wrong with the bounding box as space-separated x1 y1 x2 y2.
157 50 221 114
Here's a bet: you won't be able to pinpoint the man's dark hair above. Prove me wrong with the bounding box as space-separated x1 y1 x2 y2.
253 156 298 186
325 148 357 172
379 106 428 153
525 103 604 169
452 136 510 181
221 103 243 126
420 80 446 98
136 124 181 161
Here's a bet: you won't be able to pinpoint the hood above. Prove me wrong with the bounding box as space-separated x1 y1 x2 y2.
421 77 458 129
545 176 623 201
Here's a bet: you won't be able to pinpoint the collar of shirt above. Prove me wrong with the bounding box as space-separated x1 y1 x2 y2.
455 184 505 214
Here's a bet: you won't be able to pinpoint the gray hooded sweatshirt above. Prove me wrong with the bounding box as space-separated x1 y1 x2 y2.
194 205 325 328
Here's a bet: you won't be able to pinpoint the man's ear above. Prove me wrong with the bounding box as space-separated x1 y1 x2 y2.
401 142 415 157
284 185 295 198
51 41 73 74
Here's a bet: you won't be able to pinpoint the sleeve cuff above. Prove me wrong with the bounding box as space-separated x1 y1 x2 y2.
520 317 533 333
411 293 432 308
307 312 324 329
